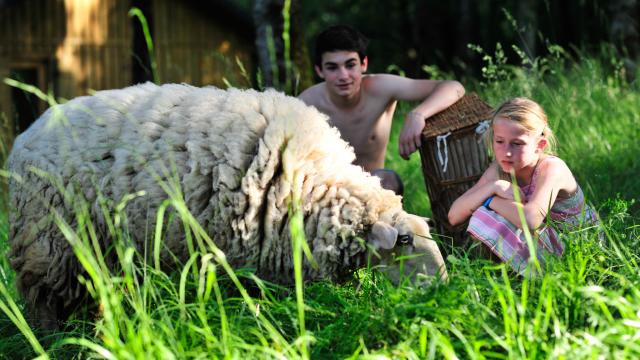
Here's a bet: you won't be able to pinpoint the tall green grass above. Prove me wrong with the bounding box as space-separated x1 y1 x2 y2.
0 48 639 359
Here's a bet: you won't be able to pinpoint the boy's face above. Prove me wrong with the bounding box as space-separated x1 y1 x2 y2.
315 51 368 98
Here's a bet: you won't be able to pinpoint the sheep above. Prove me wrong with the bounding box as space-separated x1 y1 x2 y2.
7 83 447 328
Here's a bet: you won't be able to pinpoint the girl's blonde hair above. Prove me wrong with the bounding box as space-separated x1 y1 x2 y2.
485 97 557 156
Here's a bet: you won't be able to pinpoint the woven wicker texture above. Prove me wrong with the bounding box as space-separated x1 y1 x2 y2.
422 92 492 138
419 93 494 250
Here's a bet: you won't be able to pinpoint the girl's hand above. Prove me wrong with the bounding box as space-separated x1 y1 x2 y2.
493 180 524 201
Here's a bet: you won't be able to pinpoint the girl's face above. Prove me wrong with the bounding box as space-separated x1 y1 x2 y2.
492 117 547 175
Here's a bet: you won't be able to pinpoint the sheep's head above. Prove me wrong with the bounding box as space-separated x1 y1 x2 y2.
368 212 448 285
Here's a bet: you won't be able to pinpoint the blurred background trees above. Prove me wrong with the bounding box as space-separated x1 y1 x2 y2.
253 0 313 94
253 0 638 84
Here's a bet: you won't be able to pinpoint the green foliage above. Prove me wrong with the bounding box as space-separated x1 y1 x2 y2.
1 46 639 359
468 43 511 84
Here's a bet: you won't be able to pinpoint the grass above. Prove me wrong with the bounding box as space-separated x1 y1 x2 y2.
1 47 639 359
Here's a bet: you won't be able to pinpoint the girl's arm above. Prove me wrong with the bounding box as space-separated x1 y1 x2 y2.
487 158 577 230
448 163 519 225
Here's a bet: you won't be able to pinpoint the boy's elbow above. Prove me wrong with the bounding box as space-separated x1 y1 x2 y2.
453 80 465 92
444 80 465 99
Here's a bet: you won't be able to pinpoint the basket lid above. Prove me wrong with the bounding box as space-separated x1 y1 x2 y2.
422 93 493 138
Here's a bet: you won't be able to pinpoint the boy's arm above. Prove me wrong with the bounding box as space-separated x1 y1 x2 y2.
369 74 465 159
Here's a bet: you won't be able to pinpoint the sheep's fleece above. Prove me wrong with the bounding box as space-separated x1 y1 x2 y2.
8 83 447 326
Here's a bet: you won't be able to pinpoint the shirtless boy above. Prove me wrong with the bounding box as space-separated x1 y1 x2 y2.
299 25 465 195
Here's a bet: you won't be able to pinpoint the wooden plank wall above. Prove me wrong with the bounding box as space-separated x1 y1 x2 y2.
52 0 133 95
0 0 134 95
0 0 255 148
0 0 134 144
0 0 69 145
153 0 254 89
0 0 67 62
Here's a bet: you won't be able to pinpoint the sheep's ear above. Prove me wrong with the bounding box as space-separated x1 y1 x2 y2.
370 221 398 250
420 216 435 229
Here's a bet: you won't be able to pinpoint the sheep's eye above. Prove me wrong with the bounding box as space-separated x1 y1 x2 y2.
397 234 413 246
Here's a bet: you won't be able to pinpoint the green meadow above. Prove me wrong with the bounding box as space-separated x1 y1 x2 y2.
1 46 639 359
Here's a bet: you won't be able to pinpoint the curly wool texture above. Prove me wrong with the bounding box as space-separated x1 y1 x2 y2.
8 83 404 320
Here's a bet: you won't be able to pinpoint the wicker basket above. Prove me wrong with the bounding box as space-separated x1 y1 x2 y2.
419 93 493 250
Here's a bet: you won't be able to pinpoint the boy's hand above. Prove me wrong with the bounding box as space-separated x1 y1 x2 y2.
399 111 426 159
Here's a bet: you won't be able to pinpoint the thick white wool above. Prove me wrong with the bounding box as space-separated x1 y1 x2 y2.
8 83 405 326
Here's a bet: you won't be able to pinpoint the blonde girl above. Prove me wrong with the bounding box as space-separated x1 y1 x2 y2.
448 97 598 273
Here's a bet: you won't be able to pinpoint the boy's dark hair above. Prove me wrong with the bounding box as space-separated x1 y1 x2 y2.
314 25 369 67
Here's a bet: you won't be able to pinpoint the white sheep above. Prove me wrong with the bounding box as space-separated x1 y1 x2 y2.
7 83 447 328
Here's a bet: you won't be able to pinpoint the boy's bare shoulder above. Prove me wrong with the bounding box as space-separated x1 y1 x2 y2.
361 74 401 98
363 73 437 100
298 83 326 106
362 73 400 87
